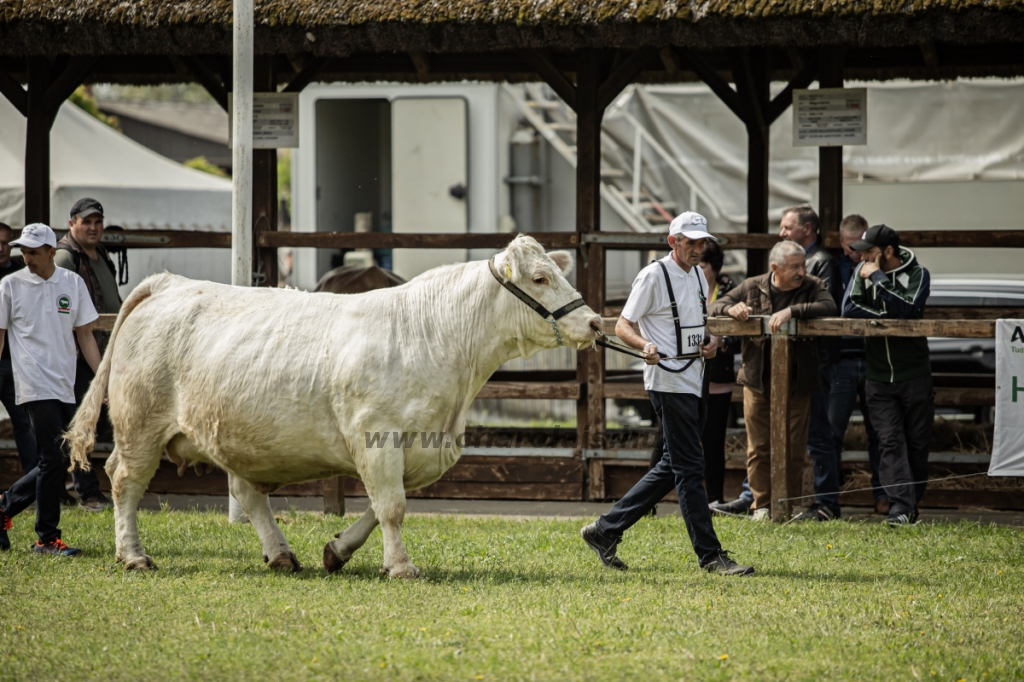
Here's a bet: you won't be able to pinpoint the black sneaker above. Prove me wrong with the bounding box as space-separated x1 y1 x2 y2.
580 522 627 571
33 538 82 556
886 510 919 527
701 550 755 576
0 512 11 551
792 504 840 522
78 494 112 513
709 497 752 517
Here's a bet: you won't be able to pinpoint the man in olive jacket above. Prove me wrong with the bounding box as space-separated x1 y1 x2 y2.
841 224 932 527
709 241 837 520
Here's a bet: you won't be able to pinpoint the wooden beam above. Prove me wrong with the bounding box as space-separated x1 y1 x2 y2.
730 47 771 276
519 50 576 111
476 382 580 400
178 56 229 112
824 230 1024 249
818 47 845 252
924 307 1024 320
252 56 278 288
281 56 328 93
769 333 793 521
675 48 743 121
322 476 345 515
597 48 655 110
259 231 578 250
0 67 26 116
14 228 233 249
766 52 819 124
799 318 995 338
43 57 94 114
24 57 53 225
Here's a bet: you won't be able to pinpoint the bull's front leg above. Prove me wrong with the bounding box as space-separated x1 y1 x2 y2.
362 448 419 579
229 475 301 572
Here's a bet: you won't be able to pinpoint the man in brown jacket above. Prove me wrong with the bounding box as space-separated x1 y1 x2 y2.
708 241 837 520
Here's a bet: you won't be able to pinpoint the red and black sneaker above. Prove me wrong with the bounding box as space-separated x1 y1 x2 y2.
33 538 82 557
0 512 11 551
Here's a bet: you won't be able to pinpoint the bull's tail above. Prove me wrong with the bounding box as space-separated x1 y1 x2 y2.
66 276 160 472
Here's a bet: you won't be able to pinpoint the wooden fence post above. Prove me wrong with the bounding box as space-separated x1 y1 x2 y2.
322 476 346 516
769 328 793 521
818 48 844 254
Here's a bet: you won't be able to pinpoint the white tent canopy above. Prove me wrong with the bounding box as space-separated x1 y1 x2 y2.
0 96 231 231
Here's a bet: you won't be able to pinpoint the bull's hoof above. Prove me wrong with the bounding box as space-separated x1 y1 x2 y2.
323 542 348 574
385 562 421 580
123 555 156 571
267 551 302 573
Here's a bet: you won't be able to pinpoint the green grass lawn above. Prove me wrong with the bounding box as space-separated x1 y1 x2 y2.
1 508 1021 681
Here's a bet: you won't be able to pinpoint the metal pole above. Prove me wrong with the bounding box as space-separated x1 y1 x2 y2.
228 0 253 524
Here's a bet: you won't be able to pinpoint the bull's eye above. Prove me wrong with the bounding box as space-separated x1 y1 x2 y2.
532 276 548 285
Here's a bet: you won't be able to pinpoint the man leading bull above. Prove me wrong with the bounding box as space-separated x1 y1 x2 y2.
581 212 754 576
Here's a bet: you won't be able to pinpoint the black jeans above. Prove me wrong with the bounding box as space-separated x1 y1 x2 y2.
701 391 732 504
806 364 841 511
865 375 934 516
830 358 884 500
598 391 722 565
0 400 77 543
0 356 37 473
70 357 104 501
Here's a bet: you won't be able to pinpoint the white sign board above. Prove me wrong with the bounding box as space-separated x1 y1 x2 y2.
793 88 867 147
990 320 1024 476
228 93 299 148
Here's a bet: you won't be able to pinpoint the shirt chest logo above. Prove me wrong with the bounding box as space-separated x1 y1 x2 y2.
57 294 71 314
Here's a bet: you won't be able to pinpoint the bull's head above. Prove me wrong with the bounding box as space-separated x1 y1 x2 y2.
493 235 602 359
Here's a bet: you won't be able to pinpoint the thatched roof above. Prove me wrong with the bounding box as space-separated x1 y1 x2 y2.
2 0 1024 56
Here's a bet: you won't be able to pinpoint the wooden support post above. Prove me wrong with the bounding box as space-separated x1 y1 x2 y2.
731 49 771 277
252 56 279 287
818 48 844 254
322 476 346 516
769 332 793 522
575 50 605 466
25 58 54 225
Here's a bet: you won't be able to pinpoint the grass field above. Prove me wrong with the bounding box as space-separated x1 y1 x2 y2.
1 507 1022 681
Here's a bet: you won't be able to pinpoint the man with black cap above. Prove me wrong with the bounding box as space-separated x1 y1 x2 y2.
0 224 101 554
580 212 754 576
841 224 933 527
54 198 118 512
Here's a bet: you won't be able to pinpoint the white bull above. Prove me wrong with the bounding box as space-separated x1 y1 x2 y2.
67 236 601 578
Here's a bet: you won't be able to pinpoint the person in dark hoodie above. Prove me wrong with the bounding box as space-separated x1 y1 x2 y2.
841 224 933 527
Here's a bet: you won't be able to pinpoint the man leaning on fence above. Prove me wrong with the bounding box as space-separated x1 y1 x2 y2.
708 241 837 521
54 197 119 512
841 224 933 527
580 212 754 577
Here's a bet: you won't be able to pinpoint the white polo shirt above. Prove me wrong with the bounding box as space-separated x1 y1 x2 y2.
620 255 707 396
0 266 98 404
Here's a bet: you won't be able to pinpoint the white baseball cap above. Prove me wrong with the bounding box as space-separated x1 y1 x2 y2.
668 211 717 242
11 223 57 249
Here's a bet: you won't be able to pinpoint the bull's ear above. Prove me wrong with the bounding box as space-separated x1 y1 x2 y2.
498 252 519 282
548 250 574 275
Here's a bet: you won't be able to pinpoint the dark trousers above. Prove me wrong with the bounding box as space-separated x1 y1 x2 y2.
865 375 934 516
70 357 103 501
701 391 732 504
830 358 883 500
0 400 77 543
598 391 722 565
0 357 37 473
806 364 841 511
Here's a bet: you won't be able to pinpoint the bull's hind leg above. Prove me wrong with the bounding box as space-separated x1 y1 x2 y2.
105 444 163 570
362 449 419 579
323 507 380 573
229 476 301 572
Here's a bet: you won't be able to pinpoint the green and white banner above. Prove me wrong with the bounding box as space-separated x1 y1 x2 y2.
990 320 1024 477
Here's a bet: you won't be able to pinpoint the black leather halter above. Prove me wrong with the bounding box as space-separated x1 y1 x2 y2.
488 257 587 347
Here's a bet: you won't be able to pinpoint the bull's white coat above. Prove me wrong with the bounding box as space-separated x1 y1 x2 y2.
68 236 600 577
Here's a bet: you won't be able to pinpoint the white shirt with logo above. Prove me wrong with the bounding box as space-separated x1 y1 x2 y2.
620 255 707 396
0 267 98 404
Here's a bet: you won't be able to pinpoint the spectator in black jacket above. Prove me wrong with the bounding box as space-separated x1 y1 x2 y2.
842 224 933 527
779 205 843 521
698 240 739 503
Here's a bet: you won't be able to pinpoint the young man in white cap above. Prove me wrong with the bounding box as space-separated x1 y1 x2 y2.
0 224 101 555
580 212 754 576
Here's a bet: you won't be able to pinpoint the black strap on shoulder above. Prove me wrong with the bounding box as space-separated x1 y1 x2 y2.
649 259 707 374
